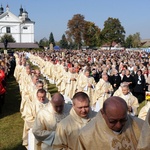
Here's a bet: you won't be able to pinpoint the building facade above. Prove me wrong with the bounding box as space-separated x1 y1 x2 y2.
0 5 35 43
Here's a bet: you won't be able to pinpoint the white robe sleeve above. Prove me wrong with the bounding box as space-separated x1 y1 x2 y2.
32 113 55 146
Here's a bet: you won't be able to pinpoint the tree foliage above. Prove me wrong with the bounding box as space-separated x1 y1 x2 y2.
125 35 133 48
39 37 49 47
132 32 141 48
100 17 125 49
49 32 55 46
83 21 101 48
37 14 142 50
66 14 86 49
68 42 78 50
125 32 141 48
59 34 68 49
0 34 16 43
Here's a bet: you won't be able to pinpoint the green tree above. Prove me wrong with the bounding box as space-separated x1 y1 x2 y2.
83 21 101 48
100 17 125 49
125 33 141 48
66 14 86 49
132 32 141 48
59 34 68 49
55 41 60 47
0 34 16 43
49 32 55 46
68 41 77 50
39 37 49 47
125 35 133 48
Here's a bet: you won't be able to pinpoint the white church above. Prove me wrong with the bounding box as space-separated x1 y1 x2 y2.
0 5 38 49
0 5 35 43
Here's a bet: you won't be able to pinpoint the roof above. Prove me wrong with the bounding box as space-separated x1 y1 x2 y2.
0 43 39 48
102 41 118 47
0 7 34 24
0 10 21 22
141 39 150 47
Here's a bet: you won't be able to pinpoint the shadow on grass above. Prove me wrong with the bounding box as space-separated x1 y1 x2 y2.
12 144 27 150
0 76 21 119
2 142 27 150
48 83 58 96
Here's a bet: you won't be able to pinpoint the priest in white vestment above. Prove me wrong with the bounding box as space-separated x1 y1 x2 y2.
57 66 68 95
32 93 71 150
93 73 113 111
137 109 150 150
20 75 39 118
22 89 49 148
55 63 65 92
138 101 150 120
77 69 96 105
31 80 51 102
19 64 32 94
34 69 48 91
77 96 144 150
53 92 96 150
113 84 139 116
14 60 24 83
64 67 78 99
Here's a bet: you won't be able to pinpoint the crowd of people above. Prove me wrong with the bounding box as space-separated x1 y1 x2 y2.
13 49 150 150
0 53 16 114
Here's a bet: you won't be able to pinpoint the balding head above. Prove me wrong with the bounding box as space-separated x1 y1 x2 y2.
103 96 128 113
51 93 65 114
101 96 128 132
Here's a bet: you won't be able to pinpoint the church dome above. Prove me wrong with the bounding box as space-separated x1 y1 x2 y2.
22 9 30 21
23 10 28 14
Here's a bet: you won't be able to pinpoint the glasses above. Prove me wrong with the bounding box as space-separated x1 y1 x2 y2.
104 113 128 125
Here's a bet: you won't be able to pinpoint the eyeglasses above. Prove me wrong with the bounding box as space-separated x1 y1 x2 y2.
104 113 128 125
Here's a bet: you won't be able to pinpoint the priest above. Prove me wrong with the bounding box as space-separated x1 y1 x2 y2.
77 96 144 150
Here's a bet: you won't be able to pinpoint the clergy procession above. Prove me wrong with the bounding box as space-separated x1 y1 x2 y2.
12 49 150 150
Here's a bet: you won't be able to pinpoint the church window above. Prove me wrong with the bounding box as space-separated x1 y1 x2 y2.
23 26 28 29
6 27 11 33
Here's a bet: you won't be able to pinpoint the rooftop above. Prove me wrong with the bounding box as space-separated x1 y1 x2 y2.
0 43 39 49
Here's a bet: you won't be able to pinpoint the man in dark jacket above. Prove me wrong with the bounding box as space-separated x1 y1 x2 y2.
133 70 146 103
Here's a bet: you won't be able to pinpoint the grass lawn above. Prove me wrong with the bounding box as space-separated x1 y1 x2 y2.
0 74 146 150
0 76 25 150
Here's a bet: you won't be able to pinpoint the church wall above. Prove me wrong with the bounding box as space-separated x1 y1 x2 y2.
20 23 34 43
0 22 34 43
0 22 20 42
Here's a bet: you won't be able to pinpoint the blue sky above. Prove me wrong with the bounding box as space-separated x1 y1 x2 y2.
1 0 150 42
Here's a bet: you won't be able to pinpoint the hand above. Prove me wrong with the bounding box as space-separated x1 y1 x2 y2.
128 82 132 85
88 83 92 88
128 106 132 112
71 78 76 81
105 89 109 93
